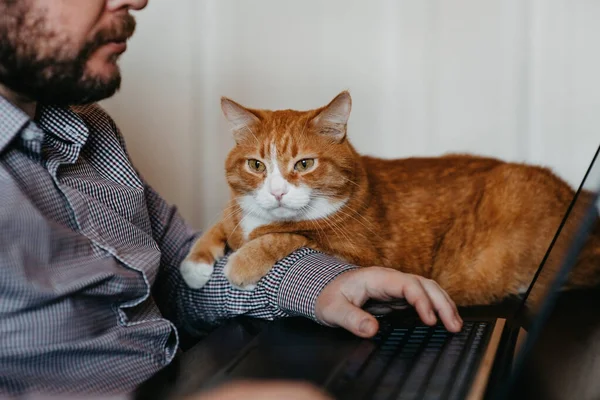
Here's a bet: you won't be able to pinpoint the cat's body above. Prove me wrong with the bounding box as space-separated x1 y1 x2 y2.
181 91 600 306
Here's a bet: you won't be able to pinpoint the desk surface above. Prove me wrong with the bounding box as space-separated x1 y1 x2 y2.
137 288 600 400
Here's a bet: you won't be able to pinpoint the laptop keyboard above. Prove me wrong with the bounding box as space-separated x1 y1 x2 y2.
329 321 492 400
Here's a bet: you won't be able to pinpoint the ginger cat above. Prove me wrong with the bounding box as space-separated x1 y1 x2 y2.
180 91 600 306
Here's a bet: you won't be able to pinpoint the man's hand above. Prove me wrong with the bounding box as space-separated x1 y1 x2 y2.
315 267 463 337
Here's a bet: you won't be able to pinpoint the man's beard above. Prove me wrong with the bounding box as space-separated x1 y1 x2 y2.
0 3 136 106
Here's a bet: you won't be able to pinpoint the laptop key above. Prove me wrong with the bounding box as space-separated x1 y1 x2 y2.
419 323 481 399
369 327 428 400
394 326 459 400
446 322 492 400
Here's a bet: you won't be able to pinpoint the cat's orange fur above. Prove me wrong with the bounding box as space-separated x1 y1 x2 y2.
183 91 600 306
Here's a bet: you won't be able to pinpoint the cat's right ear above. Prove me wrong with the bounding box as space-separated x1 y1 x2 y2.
310 91 352 143
221 97 261 144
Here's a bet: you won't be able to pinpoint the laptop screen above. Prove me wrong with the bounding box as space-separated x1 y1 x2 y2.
515 145 600 326
501 144 600 398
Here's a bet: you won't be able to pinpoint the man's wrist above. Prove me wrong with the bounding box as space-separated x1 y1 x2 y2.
276 248 358 322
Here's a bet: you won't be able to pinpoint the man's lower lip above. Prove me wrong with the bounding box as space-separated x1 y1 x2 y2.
103 41 127 53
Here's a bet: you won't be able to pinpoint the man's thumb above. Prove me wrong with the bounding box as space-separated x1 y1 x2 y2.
333 302 379 338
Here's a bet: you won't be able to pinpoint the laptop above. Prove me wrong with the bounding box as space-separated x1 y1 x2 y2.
174 145 600 400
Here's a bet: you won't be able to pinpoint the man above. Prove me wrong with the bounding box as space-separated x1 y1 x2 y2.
0 0 462 398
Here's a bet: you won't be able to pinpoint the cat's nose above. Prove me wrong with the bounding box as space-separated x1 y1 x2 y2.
271 189 288 202
269 175 289 202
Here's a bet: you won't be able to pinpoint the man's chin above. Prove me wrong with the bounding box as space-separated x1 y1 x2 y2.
52 75 121 106
86 55 122 79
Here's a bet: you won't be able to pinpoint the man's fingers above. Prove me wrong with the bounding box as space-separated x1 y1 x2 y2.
400 277 438 326
362 268 462 332
433 279 463 323
364 270 437 326
421 276 461 323
419 278 462 332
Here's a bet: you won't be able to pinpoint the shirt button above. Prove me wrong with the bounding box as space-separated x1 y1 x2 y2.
22 129 43 141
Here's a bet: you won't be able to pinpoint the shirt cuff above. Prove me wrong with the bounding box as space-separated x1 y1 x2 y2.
275 248 357 322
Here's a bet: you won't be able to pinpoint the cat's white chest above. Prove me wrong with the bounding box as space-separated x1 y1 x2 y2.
240 213 271 240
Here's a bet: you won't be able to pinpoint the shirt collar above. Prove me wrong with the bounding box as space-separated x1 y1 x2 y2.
37 103 90 146
0 94 90 154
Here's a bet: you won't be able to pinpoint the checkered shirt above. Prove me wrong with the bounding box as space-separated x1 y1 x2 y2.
0 95 355 396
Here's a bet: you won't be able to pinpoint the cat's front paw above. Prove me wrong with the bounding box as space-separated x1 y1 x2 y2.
223 252 262 291
180 258 214 289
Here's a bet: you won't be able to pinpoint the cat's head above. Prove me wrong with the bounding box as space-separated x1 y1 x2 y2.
222 91 358 222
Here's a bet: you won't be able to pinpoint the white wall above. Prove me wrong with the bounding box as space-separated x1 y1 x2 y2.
102 0 600 230
101 0 195 223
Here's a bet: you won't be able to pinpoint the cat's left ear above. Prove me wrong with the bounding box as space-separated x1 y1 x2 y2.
221 97 261 144
310 91 352 142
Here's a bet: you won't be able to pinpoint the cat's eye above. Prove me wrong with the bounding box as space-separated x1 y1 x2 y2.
247 159 266 173
294 158 315 172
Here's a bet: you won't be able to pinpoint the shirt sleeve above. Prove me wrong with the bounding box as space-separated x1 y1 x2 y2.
145 184 357 339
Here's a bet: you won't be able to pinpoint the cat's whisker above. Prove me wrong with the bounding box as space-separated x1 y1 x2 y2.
216 198 243 213
321 201 383 241
204 200 234 227
304 203 357 254
300 208 331 248
313 207 362 254
335 208 382 240
228 204 258 241
325 218 359 258
307 209 340 241
343 203 377 226
213 198 246 227
307 193 381 239
220 207 244 227
340 175 362 189
204 206 239 231
219 196 245 215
